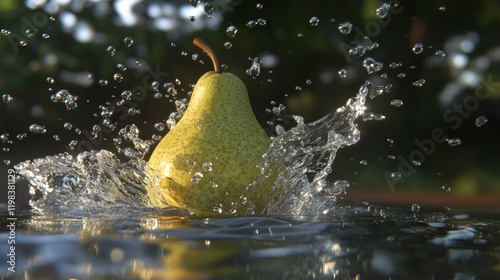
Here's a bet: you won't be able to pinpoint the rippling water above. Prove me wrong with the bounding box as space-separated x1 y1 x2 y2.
1 207 499 279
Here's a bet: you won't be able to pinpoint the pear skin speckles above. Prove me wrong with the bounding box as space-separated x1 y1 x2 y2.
147 71 271 215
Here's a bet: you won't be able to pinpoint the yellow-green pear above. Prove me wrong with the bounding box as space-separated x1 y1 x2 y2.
147 38 271 215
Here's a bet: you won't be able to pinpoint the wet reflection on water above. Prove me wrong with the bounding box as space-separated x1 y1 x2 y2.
1 207 499 279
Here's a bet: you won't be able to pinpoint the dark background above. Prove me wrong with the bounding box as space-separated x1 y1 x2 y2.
1 0 499 205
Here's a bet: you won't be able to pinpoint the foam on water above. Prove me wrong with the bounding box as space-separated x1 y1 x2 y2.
14 81 368 217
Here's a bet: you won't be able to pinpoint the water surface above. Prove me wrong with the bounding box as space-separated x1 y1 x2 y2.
1 206 499 279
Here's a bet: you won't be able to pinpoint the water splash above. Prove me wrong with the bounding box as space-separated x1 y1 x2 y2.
249 82 368 216
15 150 150 216
15 80 367 218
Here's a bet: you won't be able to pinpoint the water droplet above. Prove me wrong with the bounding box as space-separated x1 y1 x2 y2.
224 42 232 49
442 184 452 192
50 89 79 110
349 46 366 57
389 62 402 68
29 124 47 134
295 86 302 91
101 106 113 118
338 69 347 78
226 25 237 38
305 79 312 85
25 28 34 38
19 41 27 47
1 29 11 35
246 57 261 79
49 16 56 21
397 73 406 78
213 203 223 214
4 159 10 165
435 50 446 58
291 115 303 125
338 21 353 34
411 204 420 212
256 3 263 9
376 2 391 18
63 122 73 130
117 63 127 71
360 160 368 165
106 46 116 56
412 160 422 167
246 20 257 28
475 116 488 127
191 172 204 184
2 94 13 103
121 90 132 100
205 3 218 18
189 0 200 7
53 134 60 141
16 133 26 140
154 122 165 131
151 81 160 91
390 99 404 107
446 138 461 146
390 172 402 181
99 79 109 86
412 79 426 87
275 125 286 135
191 53 199 61
42 33 50 39
256 18 266 26
0 134 9 143
203 162 213 172
113 73 123 83
309 16 320 26
46 77 54 84
68 140 78 150
128 108 140 115
438 6 446 12
189 15 196 22
412 43 424 54
123 37 133 47
363 57 384 74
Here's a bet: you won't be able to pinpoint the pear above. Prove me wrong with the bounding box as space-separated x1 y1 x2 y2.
147 38 271 215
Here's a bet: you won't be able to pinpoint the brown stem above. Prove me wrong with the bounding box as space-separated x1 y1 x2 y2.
193 37 221 73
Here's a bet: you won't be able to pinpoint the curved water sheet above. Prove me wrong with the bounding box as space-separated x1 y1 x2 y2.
1 208 499 279
14 82 368 218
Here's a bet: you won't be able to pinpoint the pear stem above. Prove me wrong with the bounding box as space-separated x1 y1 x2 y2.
193 37 221 74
